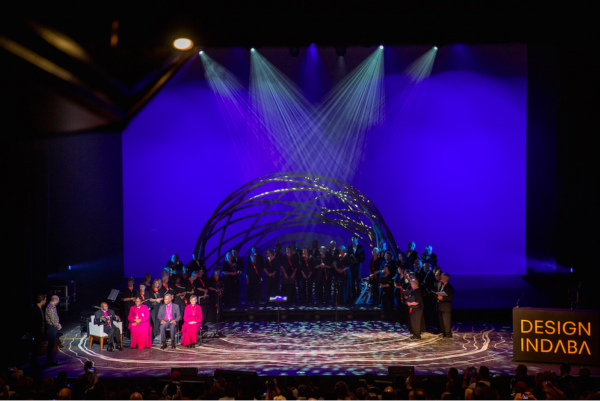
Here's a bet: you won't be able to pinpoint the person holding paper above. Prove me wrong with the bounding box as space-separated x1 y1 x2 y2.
406 279 425 340
436 273 454 338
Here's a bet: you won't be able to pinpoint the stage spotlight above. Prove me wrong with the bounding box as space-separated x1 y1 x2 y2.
199 50 204 55
289 47 300 57
379 45 384 50
433 46 438 50
250 48 256 52
335 46 347 56
173 38 193 50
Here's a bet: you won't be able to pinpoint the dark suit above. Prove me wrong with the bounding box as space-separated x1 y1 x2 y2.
408 287 426 339
420 252 438 267
94 309 122 346
188 259 206 275
347 244 365 300
437 282 454 336
30 305 45 368
404 250 419 270
157 303 182 344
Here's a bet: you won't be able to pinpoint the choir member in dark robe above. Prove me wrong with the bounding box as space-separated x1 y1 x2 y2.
314 247 333 303
246 253 263 304
246 245 263 266
368 248 382 306
394 268 408 325
264 249 279 301
404 242 419 270
188 252 206 276
420 245 438 267
207 267 223 323
231 248 245 306
299 248 315 303
121 277 136 337
149 278 164 339
347 235 366 301
172 275 187 323
414 259 426 284
137 283 152 310
185 271 198 304
143 273 153 289
281 246 298 303
406 279 426 340
377 241 388 260
291 241 303 298
166 254 185 284
194 269 209 329
329 240 341 260
221 252 239 307
379 264 395 320
333 245 352 304
310 240 321 259
397 252 407 271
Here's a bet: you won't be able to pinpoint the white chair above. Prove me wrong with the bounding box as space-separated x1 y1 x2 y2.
88 315 123 352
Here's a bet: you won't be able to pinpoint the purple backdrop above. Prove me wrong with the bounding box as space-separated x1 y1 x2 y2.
123 44 526 277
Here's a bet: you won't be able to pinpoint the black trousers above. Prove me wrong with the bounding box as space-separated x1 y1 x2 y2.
151 307 160 337
46 325 58 362
160 322 177 343
306 276 315 302
381 289 394 320
438 309 452 336
322 273 332 302
105 326 121 345
350 265 361 300
409 307 424 338
369 277 380 305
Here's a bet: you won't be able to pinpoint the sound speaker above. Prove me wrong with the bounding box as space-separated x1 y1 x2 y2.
388 366 415 375
172 367 198 378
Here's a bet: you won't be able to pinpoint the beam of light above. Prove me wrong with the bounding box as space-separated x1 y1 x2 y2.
405 47 437 83
199 52 267 179
316 48 385 178
249 50 343 179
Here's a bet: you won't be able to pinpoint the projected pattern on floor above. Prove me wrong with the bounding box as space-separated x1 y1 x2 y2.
53 320 544 377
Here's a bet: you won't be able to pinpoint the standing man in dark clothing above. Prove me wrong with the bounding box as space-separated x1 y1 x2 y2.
405 242 418 270
421 245 438 268
232 248 245 306
45 295 62 366
188 252 206 276
30 294 47 370
310 240 321 259
121 277 135 338
406 280 425 340
347 235 365 301
166 254 185 285
437 273 454 338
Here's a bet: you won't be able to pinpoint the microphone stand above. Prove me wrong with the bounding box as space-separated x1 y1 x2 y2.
212 285 226 338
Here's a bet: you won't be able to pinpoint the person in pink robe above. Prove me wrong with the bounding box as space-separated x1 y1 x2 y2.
181 295 203 348
128 297 152 349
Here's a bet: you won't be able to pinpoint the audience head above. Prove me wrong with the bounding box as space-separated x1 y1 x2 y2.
560 362 571 375
84 361 94 372
579 366 591 377
408 388 426 400
448 367 458 380
57 388 72 400
130 392 143 400
298 384 308 397
355 387 367 400
406 375 418 389
365 373 375 386
334 381 351 400
515 364 527 377
479 366 490 380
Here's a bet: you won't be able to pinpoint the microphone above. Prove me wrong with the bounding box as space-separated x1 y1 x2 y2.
516 293 525 308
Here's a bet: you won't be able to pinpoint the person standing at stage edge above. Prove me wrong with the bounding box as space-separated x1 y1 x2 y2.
437 273 454 338
347 235 365 301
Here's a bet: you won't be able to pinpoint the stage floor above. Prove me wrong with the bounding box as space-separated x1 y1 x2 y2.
39 318 599 378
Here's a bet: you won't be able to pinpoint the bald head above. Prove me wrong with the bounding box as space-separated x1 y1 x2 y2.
130 392 143 400
57 388 72 400
101 302 108 311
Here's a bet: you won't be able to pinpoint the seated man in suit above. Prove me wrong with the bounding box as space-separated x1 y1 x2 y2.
157 293 181 350
94 302 123 351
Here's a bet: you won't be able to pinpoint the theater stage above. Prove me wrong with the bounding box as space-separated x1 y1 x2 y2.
41 317 600 379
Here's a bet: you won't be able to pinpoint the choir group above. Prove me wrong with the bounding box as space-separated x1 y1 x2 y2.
118 235 454 348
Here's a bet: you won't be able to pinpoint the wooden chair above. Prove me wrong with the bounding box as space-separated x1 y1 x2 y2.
88 315 123 351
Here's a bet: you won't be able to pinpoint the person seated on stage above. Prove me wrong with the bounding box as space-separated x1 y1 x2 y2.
368 248 381 306
406 279 425 340
181 295 202 348
405 241 418 268
128 297 151 349
421 245 438 267
157 293 181 350
246 252 263 304
94 302 123 351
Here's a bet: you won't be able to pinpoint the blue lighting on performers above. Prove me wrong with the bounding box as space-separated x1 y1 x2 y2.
122 44 527 279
